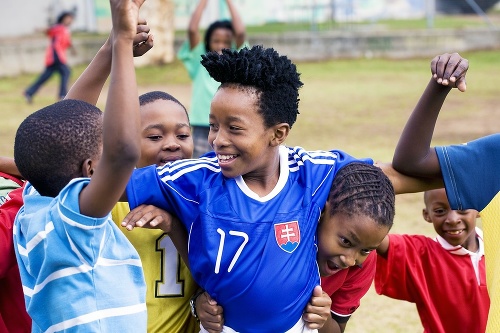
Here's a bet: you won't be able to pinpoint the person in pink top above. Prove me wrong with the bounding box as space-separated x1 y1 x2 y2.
24 11 75 103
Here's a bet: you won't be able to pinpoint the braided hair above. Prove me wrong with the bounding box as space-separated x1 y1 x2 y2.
201 45 303 129
327 162 395 228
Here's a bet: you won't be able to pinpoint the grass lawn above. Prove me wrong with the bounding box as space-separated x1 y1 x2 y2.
1 49 498 332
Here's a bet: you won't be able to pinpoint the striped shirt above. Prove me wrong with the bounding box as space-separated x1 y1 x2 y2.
14 179 147 333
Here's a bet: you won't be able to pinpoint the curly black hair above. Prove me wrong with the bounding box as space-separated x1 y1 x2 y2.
204 20 234 53
201 45 303 128
327 162 395 228
14 99 103 197
139 90 189 120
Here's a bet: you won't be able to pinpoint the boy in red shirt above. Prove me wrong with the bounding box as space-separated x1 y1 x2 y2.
24 11 75 103
375 188 489 333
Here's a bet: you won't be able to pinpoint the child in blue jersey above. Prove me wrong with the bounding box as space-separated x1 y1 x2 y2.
122 45 397 333
189 162 395 333
12 0 153 331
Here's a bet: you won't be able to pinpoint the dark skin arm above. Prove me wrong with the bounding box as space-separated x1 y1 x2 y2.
225 0 246 48
187 0 208 49
78 0 144 217
0 157 22 178
392 53 469 179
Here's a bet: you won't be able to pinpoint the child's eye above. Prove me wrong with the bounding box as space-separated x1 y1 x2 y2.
177 134 190 140
148 135 162 141
340 237 351 246
229 125 241 131
434 209 446 215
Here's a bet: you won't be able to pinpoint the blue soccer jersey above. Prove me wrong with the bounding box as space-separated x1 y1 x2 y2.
127 146 371 332
14 179 147 333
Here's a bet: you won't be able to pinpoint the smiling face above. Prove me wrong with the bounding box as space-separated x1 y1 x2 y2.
138 99 193 168
317 206 390 277
423 188 479 250
208 85 288 184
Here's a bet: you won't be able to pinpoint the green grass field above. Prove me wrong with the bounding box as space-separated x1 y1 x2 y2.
1 49 498 332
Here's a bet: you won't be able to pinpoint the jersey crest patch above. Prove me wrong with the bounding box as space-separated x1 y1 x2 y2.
274 221 300 253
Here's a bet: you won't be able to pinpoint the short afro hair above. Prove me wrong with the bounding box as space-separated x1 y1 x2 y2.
204 20 234 53
201 45 303 128
327 162 395 229
139 90 188 120
14 99 103 197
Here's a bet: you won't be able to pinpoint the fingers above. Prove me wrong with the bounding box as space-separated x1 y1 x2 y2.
121 204 171 231
430 53 468 91
133 34 154 57
198 293 224 332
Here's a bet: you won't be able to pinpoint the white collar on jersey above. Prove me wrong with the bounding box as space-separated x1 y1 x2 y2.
235 145 289 202
434 227 484 257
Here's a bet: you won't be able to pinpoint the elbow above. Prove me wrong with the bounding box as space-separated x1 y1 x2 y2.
105 140 141 168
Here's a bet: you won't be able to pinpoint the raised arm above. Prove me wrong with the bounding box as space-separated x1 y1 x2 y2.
392 53 469 179
225 0 246 48
66 21 152 105
188 0 208 49
79 0 144 217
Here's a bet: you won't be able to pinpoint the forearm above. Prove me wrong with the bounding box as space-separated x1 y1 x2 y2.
0 157 21 178
188 0 208 48
319 316 343 333
166 218 190 268
393 79 450 178
65 38 112 105
226 0 246 47
378 162 443 194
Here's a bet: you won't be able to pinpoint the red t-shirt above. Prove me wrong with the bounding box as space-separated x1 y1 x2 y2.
321 251 376 322
0 185 31 333
375 232 489 333
44 24 72 66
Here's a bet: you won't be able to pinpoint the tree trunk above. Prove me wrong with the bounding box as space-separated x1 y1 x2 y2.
135 0 175 66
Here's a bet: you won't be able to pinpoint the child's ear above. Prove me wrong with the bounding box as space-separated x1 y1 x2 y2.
422 208 432 223
81 158 95 178
270 123 290 147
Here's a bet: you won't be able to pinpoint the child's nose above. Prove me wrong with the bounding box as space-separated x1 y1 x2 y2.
162 140 180 151
340 253 357 268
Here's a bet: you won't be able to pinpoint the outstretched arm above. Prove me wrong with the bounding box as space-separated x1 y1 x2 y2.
225 0 246 48
392 53 468 179
188 0 208 49
79 0 144 217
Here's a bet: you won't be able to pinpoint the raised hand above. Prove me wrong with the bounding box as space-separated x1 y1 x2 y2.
430 53 468 92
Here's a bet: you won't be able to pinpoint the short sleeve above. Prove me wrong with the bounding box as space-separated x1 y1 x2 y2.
436 134 500 211
375 234 431 302
329 251 376 317
177 40 205 80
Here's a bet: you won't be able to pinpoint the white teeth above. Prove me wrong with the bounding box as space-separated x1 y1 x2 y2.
217 154 236 161
447 230 462 235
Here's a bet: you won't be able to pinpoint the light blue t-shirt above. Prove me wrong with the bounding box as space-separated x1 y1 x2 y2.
14 179 147 333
